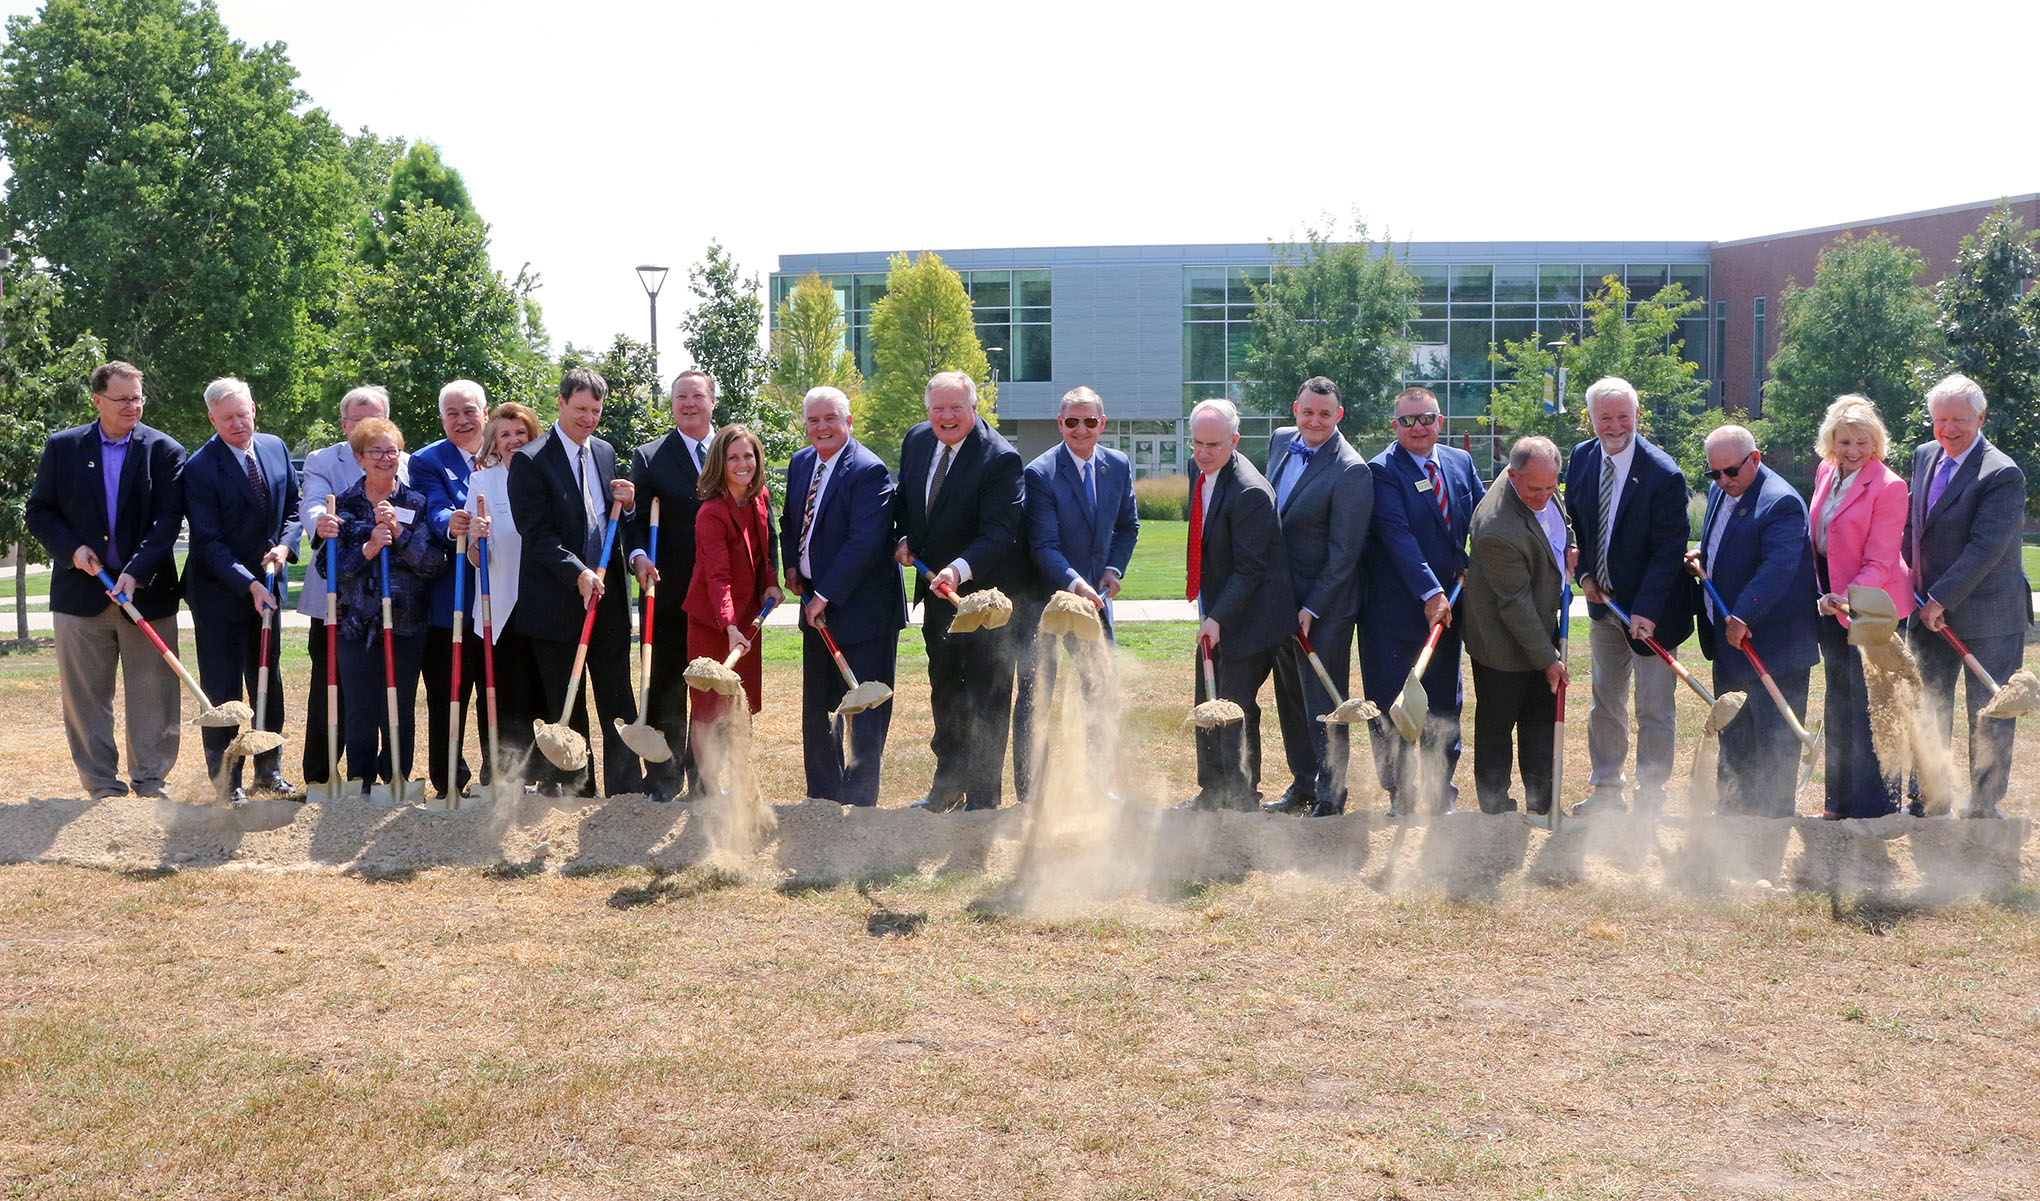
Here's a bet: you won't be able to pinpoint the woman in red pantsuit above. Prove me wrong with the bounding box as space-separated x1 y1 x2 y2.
684 424 782 727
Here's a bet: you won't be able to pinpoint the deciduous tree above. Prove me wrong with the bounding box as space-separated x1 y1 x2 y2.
863 252 993 465
678 242 795 458
1936 202 2040 497
768 271 863 415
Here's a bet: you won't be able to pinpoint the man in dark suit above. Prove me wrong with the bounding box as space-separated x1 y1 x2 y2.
1905 373 2032 819
182 377 301 802
1261 377 1373 818
892 370 1024 811
1357 386 1485 814
1184 397 1294 811
626 369 716 803
782 386 905 806
1021 386 1140 795
1565 377 1693 817
25 361 187 800
1464 437 1572 815
1687 424 1819 818
412 379 490 799
509 367 642 798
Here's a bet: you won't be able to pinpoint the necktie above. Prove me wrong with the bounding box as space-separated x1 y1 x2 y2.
1426 461 1450 525
928 443 954 508
1186 471 1205 602
800 455 824 564
1703 498 1730 620
1597 452 1616 588
245 448 267 507
1927 455 1956 511
690 438 704 472
579 443 599 532
1082 460 1096 520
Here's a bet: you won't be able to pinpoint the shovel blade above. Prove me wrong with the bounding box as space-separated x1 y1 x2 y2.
1980 669 2040 719
614 718 674 762
833 681 894 716
1844 585 1899 647
1390 674 1427 742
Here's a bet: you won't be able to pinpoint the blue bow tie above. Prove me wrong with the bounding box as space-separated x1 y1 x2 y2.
1288 440 1317 460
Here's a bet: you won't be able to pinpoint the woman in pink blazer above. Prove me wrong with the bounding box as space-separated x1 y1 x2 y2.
1808 395 1914 819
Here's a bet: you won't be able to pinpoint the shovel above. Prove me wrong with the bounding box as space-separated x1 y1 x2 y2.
534 499 625 772
94 569 246 729
911 556 1011 632
1546 574 1570 832
1698 572 1819 787
1911 591 2040 719
310 497 346 802
431 530 468 812
815 616 893 715
684 596 781 696
1829 584 1900 647
1185 635 1244 728
1602 596 1746 733
474 495 509 803
1038 589 1106 641
377 544 409 806
1389 578 1465 742
226 569 288 760
1294 629 1377 725
612 498 673 763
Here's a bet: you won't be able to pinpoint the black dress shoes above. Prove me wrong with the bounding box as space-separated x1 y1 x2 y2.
1261 784 1315 816
912 791 966 813
254 776 301 799
1307 793 1348 818
1570 793 1627 818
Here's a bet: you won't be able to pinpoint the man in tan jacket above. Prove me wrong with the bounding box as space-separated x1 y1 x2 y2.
1463 436 1573 816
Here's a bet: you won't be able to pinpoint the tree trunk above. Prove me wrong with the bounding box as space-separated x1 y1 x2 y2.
13 542 26 645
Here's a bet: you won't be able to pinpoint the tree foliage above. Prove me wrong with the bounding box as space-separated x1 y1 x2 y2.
357 142 478 269
1759 232 1942 452
1239 216 1420 435
1489 278 1710 480
560 334 667 454
863 251 994 465
768 271 863 416
1936 202 2040 493
677 241 793 459
0 0 356 446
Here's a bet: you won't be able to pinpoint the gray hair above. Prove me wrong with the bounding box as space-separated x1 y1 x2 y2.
1925 373 1987 416
341 385 390 420
924 370 978 406
1059 385 1104 414
1583 376 1639 413
1507 435 1561 473
802 385 852 421
1189 397 1240 436
1704 423 1757 459
438 379 486 409
203 377 252 410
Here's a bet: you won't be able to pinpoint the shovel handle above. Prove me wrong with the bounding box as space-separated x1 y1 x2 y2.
1293 631 1348 705
95 568 214 709
1408 578 1465 680
1199 635 1220 700
813 618 863 688
911 556 962 603
1911 591 2001 692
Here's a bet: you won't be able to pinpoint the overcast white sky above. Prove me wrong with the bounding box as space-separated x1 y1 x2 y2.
6 0 2037 356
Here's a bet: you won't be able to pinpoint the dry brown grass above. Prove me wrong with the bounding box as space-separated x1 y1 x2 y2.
3 629 2040 1198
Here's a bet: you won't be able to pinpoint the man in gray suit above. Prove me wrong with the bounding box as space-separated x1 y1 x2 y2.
1906 373 2032 819
1261 377 1374 817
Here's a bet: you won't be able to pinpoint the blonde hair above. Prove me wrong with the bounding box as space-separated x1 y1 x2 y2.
476 402 542 468
1814 394 1889 464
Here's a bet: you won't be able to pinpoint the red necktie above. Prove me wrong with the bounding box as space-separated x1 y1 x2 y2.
1427 461 1449 524
1186 471 1205 602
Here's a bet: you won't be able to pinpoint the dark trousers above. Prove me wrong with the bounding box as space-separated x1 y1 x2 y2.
530 620 643 798
1193 639 1276 809
302 616 345 784
1913 622 2021 814
924 605 1015 810
336 628 427 787
193 610 284 790
423 624 493 796
1360 626 1464 813
1818 613 1898 818
1470 660 1556 814
801 627 896 806
641 593 696 798
1712 655 1810 817
1272 616 1354 805
482 628 543 784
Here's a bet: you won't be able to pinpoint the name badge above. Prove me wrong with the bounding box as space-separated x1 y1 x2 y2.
393 506 417 525
1414 478 1433 494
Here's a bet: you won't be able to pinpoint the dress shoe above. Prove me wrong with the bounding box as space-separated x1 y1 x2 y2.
1308 795 1348 818
912 790 965 813
646 789 673 804
1261 783 1315 816
221 786 250 806
1525 798 1551 817
1171 793 1214 812
1571 793 1628 818
256 776 300 799
1904 798 1925 818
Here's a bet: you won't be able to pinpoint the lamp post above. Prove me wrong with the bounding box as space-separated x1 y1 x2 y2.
636 264 669 366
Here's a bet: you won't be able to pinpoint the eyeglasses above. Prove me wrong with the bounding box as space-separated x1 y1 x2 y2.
1393 412 1440 429
1061 416 1100 429
363 447 402 460
100 394 145 407
1704 450 1754 482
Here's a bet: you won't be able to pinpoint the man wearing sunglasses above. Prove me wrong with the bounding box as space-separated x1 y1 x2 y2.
1685 424 1817 817
1261 377 1373 818
1357 386 1484 815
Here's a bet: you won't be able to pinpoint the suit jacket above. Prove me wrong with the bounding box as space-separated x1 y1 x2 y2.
1810 457 1914 625
1905 436 2032 638
26 421 186 620
295 441 408 617
627 428 707 590
684 490 778 633
780 436 905 647
892 417 1023 604
1358 442 1484 644
1194 452 1295 657
182 432 301 622
410 437 479 628
1022 443 1138 593
1464 475 1571 673
508 429 631 642
1565 433 1693 651
1695 463 1819 671
1264 428 1371 623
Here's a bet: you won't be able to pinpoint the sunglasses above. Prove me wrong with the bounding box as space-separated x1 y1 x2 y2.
1393 412 1440 429
1061 416 1101 429
1704 450 1753 482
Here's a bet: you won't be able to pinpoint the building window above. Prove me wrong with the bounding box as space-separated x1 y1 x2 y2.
1181 265 1267 410
967 269 1052 383
1751 296 1766 417
1712 299 1728 406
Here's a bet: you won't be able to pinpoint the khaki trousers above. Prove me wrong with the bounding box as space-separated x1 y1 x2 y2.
53 605 183 797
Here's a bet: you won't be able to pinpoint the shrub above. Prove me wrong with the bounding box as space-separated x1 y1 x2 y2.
1134 474 1189 521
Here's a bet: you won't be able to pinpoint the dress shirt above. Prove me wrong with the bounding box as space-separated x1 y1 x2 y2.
798 447 841 584
1064 447 1099 584
1927 442 1974 511
1274 436 1321 512
1519 482 1569 573
926 437 974 584
1408 451 1445 603
99 426 132 568
1598 437 1635 532
1814 464 1855 555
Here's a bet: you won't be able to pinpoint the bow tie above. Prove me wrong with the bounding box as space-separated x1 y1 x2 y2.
1288 440 1317 460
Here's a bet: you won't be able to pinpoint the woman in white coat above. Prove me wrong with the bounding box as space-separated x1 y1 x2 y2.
465 402 544 781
